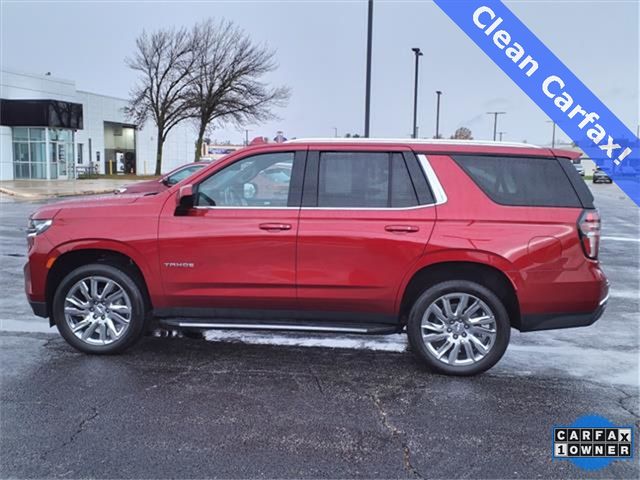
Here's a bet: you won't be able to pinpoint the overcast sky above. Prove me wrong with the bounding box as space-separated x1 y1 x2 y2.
1 1 638 145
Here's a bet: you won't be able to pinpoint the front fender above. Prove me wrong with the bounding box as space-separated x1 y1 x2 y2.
47 238 161 301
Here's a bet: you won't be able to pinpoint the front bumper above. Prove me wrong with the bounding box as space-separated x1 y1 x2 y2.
24 260 48 318
519 290 608 332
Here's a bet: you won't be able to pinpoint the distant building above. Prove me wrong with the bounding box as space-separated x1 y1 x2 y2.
200 141 243 161
0 69 194 181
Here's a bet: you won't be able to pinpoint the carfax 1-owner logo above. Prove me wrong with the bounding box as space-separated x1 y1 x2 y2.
552 415 635 470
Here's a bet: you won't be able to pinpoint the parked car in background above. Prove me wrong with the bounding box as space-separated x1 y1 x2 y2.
573 163 585 176
593 167 613 184
25 139 608 376
114 161 212 195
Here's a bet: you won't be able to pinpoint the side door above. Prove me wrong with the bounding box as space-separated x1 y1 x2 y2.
157 149 306 311
296 147 437 319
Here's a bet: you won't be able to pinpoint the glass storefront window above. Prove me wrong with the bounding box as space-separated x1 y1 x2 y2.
13 142 29 162
12 127 74 179
13 128 29 142
29 128 45 141
30 143 47 179
12 127 48 179
49 129 72 143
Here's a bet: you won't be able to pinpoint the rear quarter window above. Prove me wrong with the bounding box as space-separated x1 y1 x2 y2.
451 155 582 208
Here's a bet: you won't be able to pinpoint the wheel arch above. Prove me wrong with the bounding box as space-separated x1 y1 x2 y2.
398 260 521 329
45 246 153 325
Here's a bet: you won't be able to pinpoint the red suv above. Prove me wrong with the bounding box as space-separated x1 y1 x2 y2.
24 140 608 375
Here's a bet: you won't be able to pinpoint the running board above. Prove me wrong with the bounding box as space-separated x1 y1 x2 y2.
158 318 399 335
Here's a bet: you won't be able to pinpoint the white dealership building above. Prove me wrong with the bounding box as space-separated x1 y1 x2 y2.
0 69 195 181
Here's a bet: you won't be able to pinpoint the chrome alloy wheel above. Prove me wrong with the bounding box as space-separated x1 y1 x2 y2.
64 276 132 346
421 293 497 366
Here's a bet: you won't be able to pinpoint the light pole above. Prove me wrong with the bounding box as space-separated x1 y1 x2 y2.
435 90 442 139
411 47 423 139
364 0 373 138
498 131 506 141
547 120 557 148
333 127 338 138
487 111 506 141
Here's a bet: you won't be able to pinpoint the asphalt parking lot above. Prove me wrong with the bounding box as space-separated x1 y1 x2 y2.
0 184 638 479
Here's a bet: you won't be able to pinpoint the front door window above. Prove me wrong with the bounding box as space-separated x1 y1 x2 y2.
196 152 294 207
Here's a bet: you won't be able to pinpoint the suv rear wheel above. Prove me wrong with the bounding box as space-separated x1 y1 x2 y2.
407 280 510 375
52 264 146 354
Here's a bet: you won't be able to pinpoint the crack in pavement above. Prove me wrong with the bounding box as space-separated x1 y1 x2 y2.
39 406 99 462
612 385 640 427
370 392 422 479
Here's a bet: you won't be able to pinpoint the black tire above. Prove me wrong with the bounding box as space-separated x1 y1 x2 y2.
52 264 147 354
407 280 510 376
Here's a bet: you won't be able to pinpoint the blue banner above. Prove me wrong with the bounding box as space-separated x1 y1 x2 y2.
433 0 640 207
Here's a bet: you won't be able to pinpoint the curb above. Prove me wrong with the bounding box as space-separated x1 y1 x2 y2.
0 186 116 200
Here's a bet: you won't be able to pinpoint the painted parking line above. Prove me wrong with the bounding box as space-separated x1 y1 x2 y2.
601 236 640 243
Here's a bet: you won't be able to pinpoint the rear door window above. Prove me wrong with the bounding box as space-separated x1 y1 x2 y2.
318 152 388 208
315 152 420 208
452 155 582 208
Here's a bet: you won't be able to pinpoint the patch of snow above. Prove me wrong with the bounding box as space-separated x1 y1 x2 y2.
203 330 408 352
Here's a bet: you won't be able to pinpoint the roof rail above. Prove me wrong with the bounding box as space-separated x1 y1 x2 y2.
285 138 542 149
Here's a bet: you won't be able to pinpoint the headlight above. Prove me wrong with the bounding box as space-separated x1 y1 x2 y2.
27 218 53 237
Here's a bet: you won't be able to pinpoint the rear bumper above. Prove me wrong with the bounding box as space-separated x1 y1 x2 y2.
519 290 608 332
29 300 48 318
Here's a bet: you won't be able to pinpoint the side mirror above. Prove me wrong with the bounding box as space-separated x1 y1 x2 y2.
175 184 194 215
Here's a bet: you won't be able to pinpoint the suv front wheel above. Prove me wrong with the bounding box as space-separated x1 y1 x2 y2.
52 264 147 354
407 280 510 376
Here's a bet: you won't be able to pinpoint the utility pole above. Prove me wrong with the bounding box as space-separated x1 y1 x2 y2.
364 0 373 137
498 131 506 141
245 129 250 146
333 127 338 138
435 90 442 139
546 120 556 148
411 47 423 139
487 111 506 141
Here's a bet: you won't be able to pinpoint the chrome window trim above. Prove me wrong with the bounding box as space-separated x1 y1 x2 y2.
189 153 447 211
417 154 448 206
193 206 297 210
300 205 434 211
192 205 432 211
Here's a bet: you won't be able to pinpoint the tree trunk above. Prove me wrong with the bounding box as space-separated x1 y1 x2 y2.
155 127 164 176
194 120 207 163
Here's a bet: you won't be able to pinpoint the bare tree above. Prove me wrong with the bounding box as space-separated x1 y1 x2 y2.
188 19 290 161
450 127 473 140
126 27 199 175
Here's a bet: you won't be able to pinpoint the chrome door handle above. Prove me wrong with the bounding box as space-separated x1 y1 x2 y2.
259 223 292 231
385 225 419 233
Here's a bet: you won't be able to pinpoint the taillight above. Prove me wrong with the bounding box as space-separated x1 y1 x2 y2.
578 209 601 259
